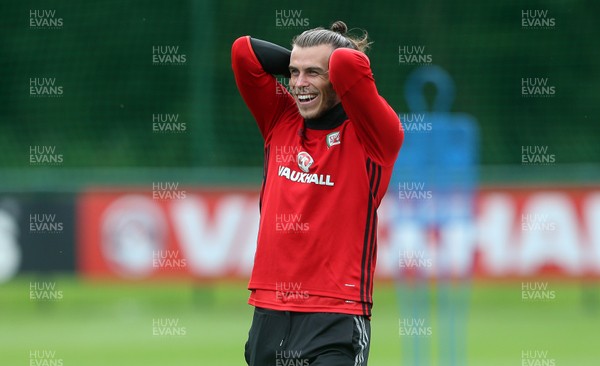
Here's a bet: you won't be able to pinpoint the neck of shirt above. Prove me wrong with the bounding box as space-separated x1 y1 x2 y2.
304 103 347 130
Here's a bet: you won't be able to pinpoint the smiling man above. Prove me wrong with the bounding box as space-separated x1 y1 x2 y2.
232 21 403 366
289 43 339 119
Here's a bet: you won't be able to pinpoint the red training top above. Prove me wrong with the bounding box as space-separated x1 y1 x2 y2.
232 36 403 317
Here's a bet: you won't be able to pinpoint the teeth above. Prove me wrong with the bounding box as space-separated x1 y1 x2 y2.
298 94 316 101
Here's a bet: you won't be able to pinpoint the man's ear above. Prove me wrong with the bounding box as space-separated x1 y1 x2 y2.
326 47 339 70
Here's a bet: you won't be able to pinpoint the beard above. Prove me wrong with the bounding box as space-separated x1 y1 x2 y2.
295 84 340 119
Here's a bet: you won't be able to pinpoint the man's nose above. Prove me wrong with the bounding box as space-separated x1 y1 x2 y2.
294 73 309 87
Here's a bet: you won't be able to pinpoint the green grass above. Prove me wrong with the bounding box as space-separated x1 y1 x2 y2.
1 276 599 365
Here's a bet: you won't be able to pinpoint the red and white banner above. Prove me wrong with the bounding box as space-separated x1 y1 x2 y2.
77 187 600 279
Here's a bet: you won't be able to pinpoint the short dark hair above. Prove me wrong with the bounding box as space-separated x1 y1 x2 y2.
292 21 371 53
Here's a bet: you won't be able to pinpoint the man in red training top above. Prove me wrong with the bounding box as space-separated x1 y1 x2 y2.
232 20 403 366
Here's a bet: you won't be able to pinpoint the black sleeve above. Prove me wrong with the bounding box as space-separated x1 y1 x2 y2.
250 37 291 78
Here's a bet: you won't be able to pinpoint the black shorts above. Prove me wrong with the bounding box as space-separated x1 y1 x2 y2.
244 307 371 366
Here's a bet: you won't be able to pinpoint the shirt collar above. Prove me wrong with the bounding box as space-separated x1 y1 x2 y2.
304 103 347 130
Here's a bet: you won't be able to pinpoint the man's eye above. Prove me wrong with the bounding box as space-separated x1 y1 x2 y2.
290 70 299 76
308 71 319 76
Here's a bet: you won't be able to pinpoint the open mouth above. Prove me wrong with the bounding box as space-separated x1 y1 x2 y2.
297 94 318 104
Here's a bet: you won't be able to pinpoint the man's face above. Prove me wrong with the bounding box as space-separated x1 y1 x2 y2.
289 44 341 119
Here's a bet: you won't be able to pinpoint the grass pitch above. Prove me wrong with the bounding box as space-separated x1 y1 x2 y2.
1 276 599 365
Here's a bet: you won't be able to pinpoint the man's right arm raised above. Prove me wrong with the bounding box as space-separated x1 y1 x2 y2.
231 36 295 139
